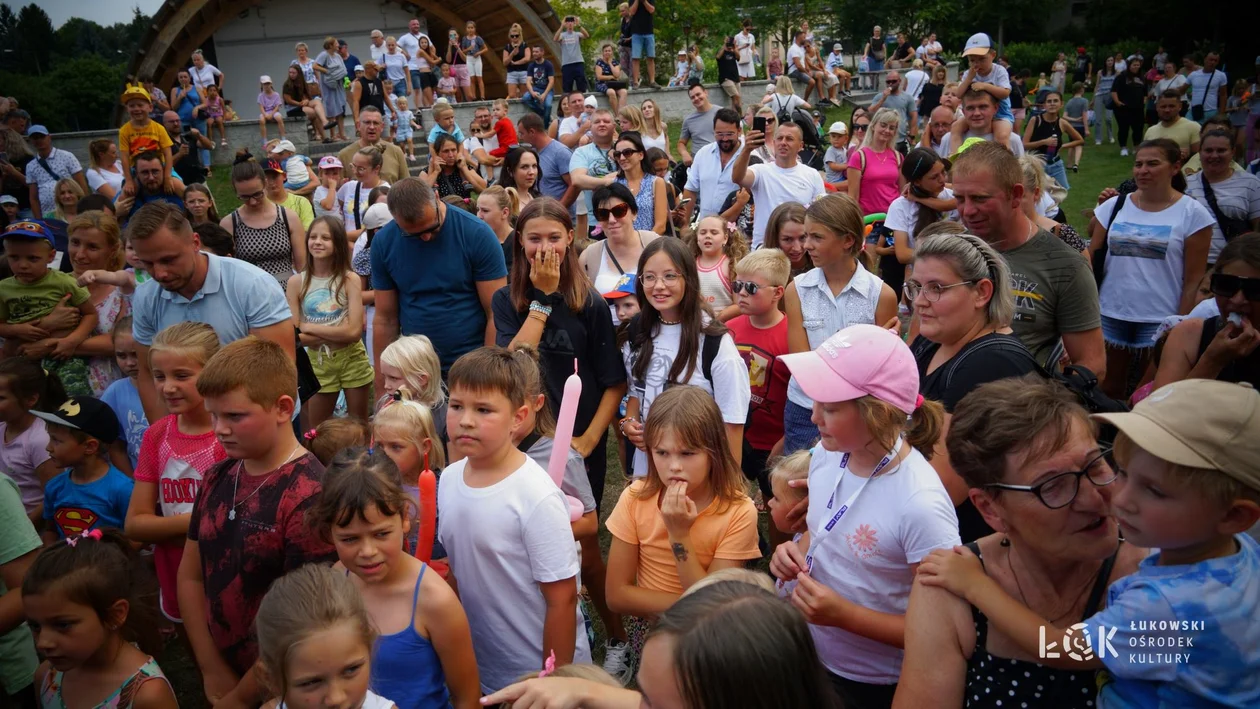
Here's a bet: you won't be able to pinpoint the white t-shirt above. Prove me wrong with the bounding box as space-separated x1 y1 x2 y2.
312 185 341 221
622 324 750 476
436 454 591 692
189 63 221 93
748 161 826 247
1037 189 1059 218
336 180 390 230
86 162 124 195
1188 68 1228 112
558 115 581 139
767 92 807 118
1095 194 1216 323
937 130 1025 157
883 188 957 245
465 133 500 180
902 69 929 101
1185 170 1260 262
805 443 960 682
1155 74 1189 102
281 690 392 709
786 43 807 74
399 32 429 71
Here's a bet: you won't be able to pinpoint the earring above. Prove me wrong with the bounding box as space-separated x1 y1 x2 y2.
1000 536 1011 548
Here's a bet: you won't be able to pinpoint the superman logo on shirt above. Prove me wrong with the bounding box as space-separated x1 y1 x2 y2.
54 507 99 537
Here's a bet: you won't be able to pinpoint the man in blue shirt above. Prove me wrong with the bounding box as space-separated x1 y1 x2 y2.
371 178 507 381
126 203 296 422
517 113 576 211
522 45 556 129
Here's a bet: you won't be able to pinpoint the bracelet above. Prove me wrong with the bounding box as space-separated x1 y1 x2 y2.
528 300 553 317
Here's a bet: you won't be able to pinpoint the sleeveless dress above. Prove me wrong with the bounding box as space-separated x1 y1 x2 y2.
366 565 450 709
1198 315 1260 388
40 656 170 709
616 175 657 231
962 541 1117 709
697 256 733 311
231 205 294 286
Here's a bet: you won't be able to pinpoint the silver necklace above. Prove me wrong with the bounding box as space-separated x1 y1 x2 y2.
229 444 305 521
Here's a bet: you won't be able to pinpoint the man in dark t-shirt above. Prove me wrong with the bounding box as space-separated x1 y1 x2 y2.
162 111 210 185
717 38 743 113
628 0 656 86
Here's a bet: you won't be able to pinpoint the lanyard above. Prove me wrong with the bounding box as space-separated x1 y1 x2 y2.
804 437 903 573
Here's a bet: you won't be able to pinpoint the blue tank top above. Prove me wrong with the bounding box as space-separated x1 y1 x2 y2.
368 565 450 708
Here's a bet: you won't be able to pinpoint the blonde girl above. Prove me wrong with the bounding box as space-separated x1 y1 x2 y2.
616 104 646 135
306 449 480 708
687 215 749 322
286 216 372 425
23 530 177 709
45 177 84 221
124 321 225 624
373 395 446 569
476 185 521 271
639 99 671 157
376 334 447 438
606 385 761 663
773 324 958 705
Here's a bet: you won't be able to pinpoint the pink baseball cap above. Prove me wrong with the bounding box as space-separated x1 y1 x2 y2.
780 324 921 412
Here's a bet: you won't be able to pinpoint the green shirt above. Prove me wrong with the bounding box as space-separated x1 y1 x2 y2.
1003 229 1101 367
0 270 91 324
0 472 39 693
281 193 315 231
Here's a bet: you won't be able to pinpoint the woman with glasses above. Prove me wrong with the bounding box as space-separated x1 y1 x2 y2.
897 375 1144 709
337 144 390 241
580 183 661 324
613 132 668 234
221 158 307 287
907 233 1040 542
782 194 897 454
503 24 531 100
1154 233 1260 389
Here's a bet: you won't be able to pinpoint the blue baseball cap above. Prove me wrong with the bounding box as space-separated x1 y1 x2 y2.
26 124 49 137
602 272 637 299
3 219 56 245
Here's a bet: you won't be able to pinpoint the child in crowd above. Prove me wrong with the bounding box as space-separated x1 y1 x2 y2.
124 322 224 624
824 122 850 186
725 249 791 508
1 195 19 221
621 238 751 477
489 99 520 159
118 83 174 198
953 32 1014 153
286 216 373 425
79 234 152 297
767 47 783 82
688 215 748 322
0 221 99 395
0 358 62 521
257 75 285 143
101 317 148 470
670 50 690 88
602 273 640 325
1226 79 1250 158
313 155 344 222
382 79 400 141
253 566 392 709
767 449 810 539
773 325 959 707
309 448 481 708
193 223 234 258
437 64 459 103
395 96 420 162
202 84 228 146
269 140 313 196
919 379 1260 707
1064 81 1090 171
439 346 590 692
178 336 334 705
303 416 368 466
354 202 389 362
427 104 466 158
373 395 445 562
376 334 448 440
35 395 132 541
22 529 177 709
606 385 761 665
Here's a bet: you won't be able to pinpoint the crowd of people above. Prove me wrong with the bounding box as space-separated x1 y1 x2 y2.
0 18 1259 709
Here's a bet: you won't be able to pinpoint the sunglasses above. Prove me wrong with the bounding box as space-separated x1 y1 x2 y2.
732 280 773 295
510 34 520 38
1210 273 1260 302
854 124 870 131
612 148 640 159
595 203 632 221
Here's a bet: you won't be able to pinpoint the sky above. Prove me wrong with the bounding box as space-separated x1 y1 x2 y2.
37 0 165 29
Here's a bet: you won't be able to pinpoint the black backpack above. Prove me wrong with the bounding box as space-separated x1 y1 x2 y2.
625 314 723 392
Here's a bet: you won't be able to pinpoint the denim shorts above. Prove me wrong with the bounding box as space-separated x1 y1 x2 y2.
1101 315 1161 349
782 400 820 455
632 34 655 59
506 70 528 85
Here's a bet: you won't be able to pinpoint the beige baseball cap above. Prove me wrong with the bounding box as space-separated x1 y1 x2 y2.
1094 380 1260 490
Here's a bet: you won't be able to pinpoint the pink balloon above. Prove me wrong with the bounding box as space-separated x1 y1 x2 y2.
548 359 584 522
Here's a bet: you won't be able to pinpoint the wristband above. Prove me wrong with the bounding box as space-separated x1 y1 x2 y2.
528 300 553 317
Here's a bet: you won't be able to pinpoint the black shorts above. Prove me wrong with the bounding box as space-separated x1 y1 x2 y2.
602 81 628 91
287 106 306 118
419 72 438 90
741 437 773 499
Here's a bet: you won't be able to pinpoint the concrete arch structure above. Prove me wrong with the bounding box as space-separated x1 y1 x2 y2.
124 0 564 116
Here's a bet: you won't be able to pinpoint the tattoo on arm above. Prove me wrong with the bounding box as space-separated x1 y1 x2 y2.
671 542 689 562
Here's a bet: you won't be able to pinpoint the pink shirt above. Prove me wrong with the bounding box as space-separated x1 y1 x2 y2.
0 418 51 513
853 146 902 216
134 415 227 620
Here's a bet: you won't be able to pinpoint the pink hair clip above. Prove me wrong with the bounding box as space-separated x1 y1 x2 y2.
914 393 925 410
303 428 318 441
67 529 103 547
538 650 557 678
726 221 738 232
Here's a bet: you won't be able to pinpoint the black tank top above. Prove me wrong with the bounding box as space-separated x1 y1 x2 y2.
1028 115 1063 163
357 76 385 114
1197 315 1260 387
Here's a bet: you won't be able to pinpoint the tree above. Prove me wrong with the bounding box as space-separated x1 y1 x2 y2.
14 3 53 74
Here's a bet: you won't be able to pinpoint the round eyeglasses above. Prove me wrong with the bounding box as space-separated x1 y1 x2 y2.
983 449 1118 509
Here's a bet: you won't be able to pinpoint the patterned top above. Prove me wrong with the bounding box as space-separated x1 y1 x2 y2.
40 655 169 709
231 205 294 286
298 272 347 326
86 286 126 397
616 174 657 231
785 263 884 407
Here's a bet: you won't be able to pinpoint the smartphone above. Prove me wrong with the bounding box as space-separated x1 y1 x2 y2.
677 198 692 208
753 116 766 135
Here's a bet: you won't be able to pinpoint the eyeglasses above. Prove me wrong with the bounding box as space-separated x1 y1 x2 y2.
903 279 976 302
1210 273 1260 302
613 148 640 159
732 280 772 295
984 449 1117 509
236 189 265 202
595 203 632 221
639 272 681 287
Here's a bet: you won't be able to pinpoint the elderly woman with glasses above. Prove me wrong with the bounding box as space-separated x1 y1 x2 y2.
906 232 1044 543
895 375 1145 709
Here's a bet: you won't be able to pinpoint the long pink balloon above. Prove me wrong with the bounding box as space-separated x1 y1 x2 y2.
548 358 585 521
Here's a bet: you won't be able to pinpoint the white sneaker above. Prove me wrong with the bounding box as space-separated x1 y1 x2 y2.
602 640 634 685
1120 148 1129 157
1110 137 1116 144
1095 141 1102 146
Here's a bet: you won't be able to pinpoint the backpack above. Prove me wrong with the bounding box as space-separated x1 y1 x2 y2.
625 314 723 392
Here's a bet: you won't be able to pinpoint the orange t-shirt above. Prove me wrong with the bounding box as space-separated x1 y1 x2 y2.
605 480 761 595
118 119 173 162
